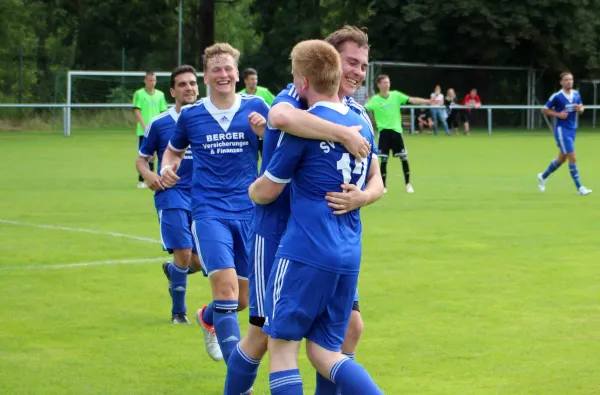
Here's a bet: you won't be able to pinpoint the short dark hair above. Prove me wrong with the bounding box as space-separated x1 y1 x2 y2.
243 68 257 80
325 25 369 52
376 74 389 84
170 65 197 88
560 71 573 81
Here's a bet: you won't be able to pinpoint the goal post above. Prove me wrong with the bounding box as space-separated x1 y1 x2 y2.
366 61 538 132
66 70 208 136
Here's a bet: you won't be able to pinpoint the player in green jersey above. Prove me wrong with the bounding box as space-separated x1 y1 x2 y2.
133 71 168 188
238 68 275 105
365 74 430 193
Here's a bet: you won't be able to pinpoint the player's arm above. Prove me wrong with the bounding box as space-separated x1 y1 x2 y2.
249 132 305 204
325 153 384 215
269 103 370 160
575 96 584 114
161 114 190 188
407 97 431 105
132 91 146 129
136 124 164 191
249 175 286 205
542 96 568 119
248 111 266 138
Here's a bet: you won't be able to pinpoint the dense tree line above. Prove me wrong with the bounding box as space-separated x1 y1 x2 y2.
2 0 600 104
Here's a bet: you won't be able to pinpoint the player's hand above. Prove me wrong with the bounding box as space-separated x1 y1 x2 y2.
325 184 368 215
145 172 165 191
248 111 266 137
574 104 584 114
557 111 569 120
341 125 370 161
160 163 180 188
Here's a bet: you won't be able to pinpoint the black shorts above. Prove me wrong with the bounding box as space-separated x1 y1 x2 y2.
377 129 406 157
447 111 460 128
461 110 472 124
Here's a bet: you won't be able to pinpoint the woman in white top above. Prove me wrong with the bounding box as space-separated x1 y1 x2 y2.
430 85 450 135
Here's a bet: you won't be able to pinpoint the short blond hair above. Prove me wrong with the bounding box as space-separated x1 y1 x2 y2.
203 43 240 71
291 40 342 96
325 25 369 52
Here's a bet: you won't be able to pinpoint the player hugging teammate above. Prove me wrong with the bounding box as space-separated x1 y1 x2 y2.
141 25 386 395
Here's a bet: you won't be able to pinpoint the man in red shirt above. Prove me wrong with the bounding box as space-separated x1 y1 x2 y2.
460 88 481 135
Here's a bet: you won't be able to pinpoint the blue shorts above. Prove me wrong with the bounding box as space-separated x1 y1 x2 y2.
354 289 359 303
555 126 576 154
158 209 197 254
263 259 358 352
191 218 253 279
249 233 279 318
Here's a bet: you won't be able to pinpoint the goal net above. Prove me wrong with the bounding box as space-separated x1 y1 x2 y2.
66 71 208 136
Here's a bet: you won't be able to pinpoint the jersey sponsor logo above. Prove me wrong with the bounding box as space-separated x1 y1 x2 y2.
204 132 249 154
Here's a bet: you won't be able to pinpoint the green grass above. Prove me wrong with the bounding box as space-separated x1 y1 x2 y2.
1 128 599 394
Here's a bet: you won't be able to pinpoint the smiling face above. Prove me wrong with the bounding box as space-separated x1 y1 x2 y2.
203 53 239 96
337 41 369 97
170 72 198 106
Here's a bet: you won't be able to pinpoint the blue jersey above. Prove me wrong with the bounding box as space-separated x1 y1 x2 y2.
545 89 582 130
253 84 301 241
139 107 192 211
253 84 376 242
264 101 376 275
169 94 270 220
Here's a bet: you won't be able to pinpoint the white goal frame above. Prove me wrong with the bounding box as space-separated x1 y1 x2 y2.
366 61 538 130
66 70 207 136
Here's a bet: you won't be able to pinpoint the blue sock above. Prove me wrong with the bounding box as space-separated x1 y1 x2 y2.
168 262 188 315
569 163 582 189
269 369 303 395
315 372 337 395
542 159 562 179
330 358 384 395
202 302 214 326
213 299 240 363
225 344 261 395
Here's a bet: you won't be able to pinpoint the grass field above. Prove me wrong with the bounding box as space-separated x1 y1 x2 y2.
1 128 599 395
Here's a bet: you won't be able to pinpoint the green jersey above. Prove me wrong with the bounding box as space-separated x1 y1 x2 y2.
132 88 168 136
238 86 275 106
365 90 410 133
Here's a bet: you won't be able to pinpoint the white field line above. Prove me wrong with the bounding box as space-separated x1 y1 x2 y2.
0 257 165 271
0 219 160 244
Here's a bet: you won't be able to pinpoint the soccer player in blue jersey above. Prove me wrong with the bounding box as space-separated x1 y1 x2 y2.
224 26 384 395
160 43 270 364
249 39 384 395
136 65 203 324
537 72 592 195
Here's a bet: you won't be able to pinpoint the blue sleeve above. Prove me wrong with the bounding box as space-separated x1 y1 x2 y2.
545 94 556 109
169 110 190 152
254 97 271 118
139 122 159 157
577 93 583 105
267 88 303 130
264 133 306 183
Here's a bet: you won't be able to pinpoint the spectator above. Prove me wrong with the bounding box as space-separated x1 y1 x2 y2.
445 88 460 135
430 85 450 136
460 88 481 136
416 108 434 134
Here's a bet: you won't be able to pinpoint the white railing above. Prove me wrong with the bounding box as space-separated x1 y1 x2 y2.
2 103 599 136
